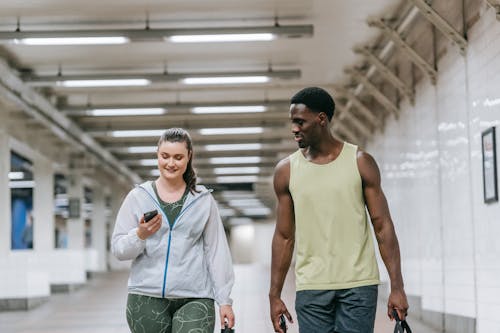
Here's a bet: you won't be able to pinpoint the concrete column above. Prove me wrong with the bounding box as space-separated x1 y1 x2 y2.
0 115 11 255
91 180 107 271
107 184 130 270
33 154 54 251
66 171 84 249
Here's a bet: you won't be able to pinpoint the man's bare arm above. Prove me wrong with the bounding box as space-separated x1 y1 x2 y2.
357 150 409 320
269 158 295 331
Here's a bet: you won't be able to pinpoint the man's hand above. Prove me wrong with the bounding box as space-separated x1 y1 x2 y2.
387 288 409 321
136 214 162 240
219 304 235 328
269 296 293 333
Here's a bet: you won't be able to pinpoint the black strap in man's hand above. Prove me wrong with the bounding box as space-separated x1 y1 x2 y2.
393 309 412 333
279 314 287 332
221 323 234 333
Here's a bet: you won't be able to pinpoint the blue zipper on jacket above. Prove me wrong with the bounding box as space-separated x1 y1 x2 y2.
161 191 211 297
136 185 211 298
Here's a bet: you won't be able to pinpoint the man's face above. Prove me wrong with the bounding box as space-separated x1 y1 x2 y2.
289 103 321 148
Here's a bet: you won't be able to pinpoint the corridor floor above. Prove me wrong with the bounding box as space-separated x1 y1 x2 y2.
0 265 439 333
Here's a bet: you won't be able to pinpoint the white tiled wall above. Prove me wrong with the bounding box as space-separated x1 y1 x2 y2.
367 6 500 332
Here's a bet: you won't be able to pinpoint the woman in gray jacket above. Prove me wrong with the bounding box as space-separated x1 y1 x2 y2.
112 128 235 333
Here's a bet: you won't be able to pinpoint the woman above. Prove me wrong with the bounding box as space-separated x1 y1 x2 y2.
112 128 235 333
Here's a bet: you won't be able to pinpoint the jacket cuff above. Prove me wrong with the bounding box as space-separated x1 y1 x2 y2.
127 227 146 247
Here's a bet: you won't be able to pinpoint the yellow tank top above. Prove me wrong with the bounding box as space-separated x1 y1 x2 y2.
289 142 380 291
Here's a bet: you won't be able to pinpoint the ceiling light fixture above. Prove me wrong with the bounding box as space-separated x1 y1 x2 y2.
26 70 299 87
168 33 275 43
138 159 158 166
0 25 312 44
58 79 150 87
182 76 269 85
241 207 272 216
215 175 259 183
13 36 129 45
111 130 165 137
213 167 261 175
89 108 166 116
204 143 262 151
209 156 262 164
200 127 263 135
191 105 266 114
127 146 157 153
227 199 263 207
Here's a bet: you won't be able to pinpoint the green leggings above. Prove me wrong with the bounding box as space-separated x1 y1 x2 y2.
126 293 215 333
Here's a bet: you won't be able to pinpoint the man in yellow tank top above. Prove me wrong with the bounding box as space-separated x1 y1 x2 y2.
269 87 409 333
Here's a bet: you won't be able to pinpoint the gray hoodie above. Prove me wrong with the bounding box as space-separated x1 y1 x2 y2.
111 181 234 305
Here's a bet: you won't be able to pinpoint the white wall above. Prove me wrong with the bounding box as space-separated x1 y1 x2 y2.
367 7 500 332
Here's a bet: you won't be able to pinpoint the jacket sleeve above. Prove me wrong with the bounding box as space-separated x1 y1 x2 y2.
111 190 146 260
203 195 235 306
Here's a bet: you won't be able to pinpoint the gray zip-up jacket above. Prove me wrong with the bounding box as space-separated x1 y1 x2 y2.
111 181 234 305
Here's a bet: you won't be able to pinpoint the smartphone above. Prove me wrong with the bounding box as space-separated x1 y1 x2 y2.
144 209 158 222
279 314 287 332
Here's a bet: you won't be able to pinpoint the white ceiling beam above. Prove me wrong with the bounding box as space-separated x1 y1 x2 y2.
0 24 313 42
408 0 467 53
332 124 358 145
345 68 399 118
335 103 372 139
25 69 301 87
332 86 382 128
367 18 437 85
82 113 287 133
0 58 141 184
486 0 500 20
61 100 289 116
353 46 415 104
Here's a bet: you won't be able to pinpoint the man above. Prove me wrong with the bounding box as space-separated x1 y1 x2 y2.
269 87 408 333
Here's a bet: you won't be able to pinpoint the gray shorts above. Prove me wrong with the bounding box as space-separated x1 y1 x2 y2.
295 285 378 333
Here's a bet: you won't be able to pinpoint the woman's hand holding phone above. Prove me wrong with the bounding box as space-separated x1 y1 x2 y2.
137 210 162 240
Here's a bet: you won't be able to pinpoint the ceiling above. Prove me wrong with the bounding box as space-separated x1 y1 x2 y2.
0 0 437 220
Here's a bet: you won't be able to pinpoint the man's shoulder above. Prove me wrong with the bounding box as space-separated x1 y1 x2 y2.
275 155 291 173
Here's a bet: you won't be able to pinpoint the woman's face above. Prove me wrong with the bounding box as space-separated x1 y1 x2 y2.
157 141 191 181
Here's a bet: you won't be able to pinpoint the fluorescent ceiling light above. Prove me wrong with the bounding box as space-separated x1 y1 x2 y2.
228 199 263 207
228 218 254 226
191 105 266 114
13 36 129 45
169 33 275 43
241 207 271 216
221 191 257 199
209 156 261 164
9 180 35 188
138 159 158 166
111 130 164 137
218 208 236 217
182 76 269 85
8 172 25 180
205 143 262 151
127 146 157 153
90 108 165 116
215 175 258 183
58 79 150 87
214 167 260 175
200 127 263 135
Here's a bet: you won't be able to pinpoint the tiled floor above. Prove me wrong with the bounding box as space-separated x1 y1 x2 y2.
0 265 440 333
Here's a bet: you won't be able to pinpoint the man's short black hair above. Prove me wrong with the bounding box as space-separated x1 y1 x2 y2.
290 87 335 120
